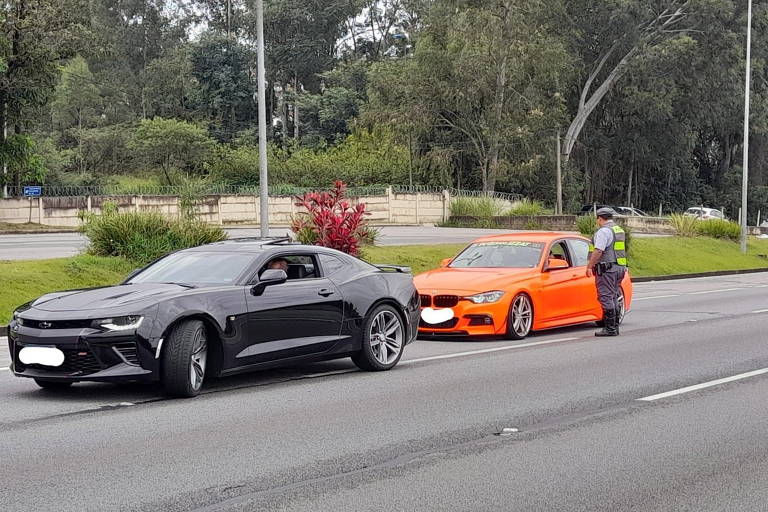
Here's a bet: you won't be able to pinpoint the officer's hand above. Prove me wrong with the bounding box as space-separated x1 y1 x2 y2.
586 267 593 278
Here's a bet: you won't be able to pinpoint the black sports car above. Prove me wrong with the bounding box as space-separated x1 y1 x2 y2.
8 239 420 397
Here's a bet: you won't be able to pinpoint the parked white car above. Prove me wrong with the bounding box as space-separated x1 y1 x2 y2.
683 207 726 220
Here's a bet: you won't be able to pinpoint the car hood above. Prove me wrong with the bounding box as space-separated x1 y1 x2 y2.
414 267 539 295
29 283 199 313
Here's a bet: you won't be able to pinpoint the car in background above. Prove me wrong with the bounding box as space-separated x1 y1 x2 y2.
8 239 420 397
415 233 633 340
683 207 726 220
578 205 648 217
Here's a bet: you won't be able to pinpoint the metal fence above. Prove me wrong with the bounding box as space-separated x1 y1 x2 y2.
2 184 522 201
2 184 389 198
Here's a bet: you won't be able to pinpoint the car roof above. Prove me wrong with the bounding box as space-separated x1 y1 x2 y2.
184 238 337 255
471 232 584 244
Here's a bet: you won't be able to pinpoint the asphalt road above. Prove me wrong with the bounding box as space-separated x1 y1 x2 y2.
0 226 663 260
2 273 768 511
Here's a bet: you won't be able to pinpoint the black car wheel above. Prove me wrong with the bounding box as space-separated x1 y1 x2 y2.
34 379 73 390
162 319 208 398
507 294 533 340
352 304 405 371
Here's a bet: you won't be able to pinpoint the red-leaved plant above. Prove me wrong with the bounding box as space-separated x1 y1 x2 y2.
291 181 374 257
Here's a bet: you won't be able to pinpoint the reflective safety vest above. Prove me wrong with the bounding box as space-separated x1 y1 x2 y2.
589 225 628 267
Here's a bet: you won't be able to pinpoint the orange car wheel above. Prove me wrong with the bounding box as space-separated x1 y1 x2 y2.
507 293 533 340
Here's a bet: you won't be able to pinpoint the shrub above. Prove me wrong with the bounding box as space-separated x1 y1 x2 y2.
291 181 375 257
696 219 741 241
450 197 505 218
576 215 598 237
80 202 226 265
670 214 699 237
508 199 551 216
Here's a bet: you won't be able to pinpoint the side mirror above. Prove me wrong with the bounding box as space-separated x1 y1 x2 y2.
251 269 288 296
440 258 453 268
546 258 569 271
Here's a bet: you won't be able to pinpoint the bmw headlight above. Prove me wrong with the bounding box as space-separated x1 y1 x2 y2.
92 315 144 331
465 291 505 304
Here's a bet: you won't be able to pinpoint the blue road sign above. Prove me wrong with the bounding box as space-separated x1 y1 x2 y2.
23 186 42 197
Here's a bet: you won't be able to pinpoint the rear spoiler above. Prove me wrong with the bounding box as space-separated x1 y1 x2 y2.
374 264 412 274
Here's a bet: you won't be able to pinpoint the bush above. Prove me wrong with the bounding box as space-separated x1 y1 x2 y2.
670 214 699 237
80 202 226 265
696 219 741 241
291 181 375 257
450 197 505 218
576 215 598 237
507 199 551 216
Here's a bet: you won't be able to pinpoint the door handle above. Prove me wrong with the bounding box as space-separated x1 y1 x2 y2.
318 289 335 297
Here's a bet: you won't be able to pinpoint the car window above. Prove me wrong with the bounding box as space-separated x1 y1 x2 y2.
130 252 256 286
548 241 570 265
712 210 724 218
450 241 544 269
566 239 590 267
262 254 319 281
685 208 700 215
320 254 346 276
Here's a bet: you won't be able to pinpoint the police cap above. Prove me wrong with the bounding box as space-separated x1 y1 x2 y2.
595 207 616 219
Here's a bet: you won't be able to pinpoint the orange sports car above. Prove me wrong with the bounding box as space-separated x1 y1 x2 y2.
415 232 633 339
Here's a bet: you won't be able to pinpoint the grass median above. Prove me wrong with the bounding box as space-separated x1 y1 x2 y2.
2 237 768 325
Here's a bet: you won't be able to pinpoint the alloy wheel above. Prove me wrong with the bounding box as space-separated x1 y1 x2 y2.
511 295 533 338
189 327 208 391
369 310 403 365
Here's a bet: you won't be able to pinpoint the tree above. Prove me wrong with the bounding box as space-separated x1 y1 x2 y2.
51 56 103 173
191 34 256 142
0 0 89 191
368 0 571 192
129 118 216 183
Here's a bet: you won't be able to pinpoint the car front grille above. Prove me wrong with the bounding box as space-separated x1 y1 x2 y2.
20 319 92 329
419 318 459 329
420 295 432 308
433 295 460 308
15 345 104 376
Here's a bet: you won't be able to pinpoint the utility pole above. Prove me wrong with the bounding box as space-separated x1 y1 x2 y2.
556 129 563 215
740 0 753 254
2 103 7 198
256 0 269 238
226 0 232 40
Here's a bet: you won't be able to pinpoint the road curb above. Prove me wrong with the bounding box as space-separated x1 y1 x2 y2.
633 267 768 283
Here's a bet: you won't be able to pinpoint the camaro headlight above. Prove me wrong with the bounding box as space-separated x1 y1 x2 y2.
92 315 144 331
465 291 506 304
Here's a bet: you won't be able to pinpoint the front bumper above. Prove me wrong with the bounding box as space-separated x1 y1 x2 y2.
8 324 158 383
417 300 509 337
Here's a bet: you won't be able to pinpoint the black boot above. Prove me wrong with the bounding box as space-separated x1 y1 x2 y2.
595 309 618 337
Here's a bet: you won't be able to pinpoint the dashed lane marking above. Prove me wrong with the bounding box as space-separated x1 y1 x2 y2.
401 337 580 366
637 367 768 402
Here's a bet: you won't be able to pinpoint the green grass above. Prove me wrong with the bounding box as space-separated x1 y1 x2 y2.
627 237 768 277
0 255 135 325
4 237 768 326
362 244 467 275
0 222 77 233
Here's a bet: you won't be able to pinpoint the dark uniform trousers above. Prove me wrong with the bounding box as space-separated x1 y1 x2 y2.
596 267 626 312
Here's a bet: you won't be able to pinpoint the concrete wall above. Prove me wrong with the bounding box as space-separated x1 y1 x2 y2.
0 188 451 227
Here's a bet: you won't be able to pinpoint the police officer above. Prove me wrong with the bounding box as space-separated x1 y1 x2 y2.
586 207 627 337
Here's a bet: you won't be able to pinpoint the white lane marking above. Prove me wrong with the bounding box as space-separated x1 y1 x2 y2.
637 368 768 402
634 295 680 301
0 367 8 372
401 337 580 365
689 287 744 295
752 309 768 314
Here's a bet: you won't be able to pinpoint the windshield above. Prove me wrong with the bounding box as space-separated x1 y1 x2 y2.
450 241 544 269
129 252 256 286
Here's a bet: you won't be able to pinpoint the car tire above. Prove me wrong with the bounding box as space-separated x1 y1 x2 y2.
352 304 405 372
162 319 208 398
507 294 533 340
596 289 626 327
34 378 73 390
